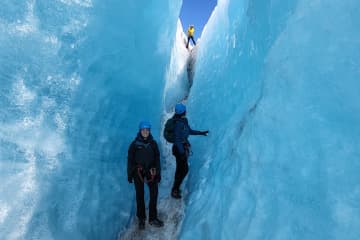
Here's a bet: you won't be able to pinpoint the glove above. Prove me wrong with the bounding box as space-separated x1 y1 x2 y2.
201 130 209 136
128 176 133 183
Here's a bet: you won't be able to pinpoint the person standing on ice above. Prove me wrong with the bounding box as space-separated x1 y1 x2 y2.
170 103 208 199
186 25 196 49
127 121 164 230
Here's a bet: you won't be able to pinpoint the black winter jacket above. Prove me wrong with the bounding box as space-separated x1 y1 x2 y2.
127 133 161 181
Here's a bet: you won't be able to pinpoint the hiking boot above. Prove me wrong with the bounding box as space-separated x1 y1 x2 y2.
138 219 145 230
149 218 164 227
171 189 182 199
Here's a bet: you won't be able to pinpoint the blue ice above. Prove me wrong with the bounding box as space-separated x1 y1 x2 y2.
0 0 359 239
181 0 360 239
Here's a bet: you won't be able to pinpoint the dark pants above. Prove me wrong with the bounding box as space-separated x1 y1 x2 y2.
172 145 189 191
134 173 158 221
186 36 196 48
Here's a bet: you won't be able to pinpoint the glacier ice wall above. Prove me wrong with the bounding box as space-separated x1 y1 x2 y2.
0 0 181 239
1 0 359 239
163 20 191 112
181 0 360 239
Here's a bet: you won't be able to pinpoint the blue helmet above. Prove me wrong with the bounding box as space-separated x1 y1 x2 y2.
175 103 186 114
139 120 151 130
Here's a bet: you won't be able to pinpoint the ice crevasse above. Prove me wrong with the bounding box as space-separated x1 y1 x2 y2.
0 0 359 239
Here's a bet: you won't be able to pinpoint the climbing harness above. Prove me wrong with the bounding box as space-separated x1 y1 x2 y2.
184 143 193 157
137 165 156 183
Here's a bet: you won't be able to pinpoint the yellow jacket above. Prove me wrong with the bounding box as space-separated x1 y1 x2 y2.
187 27 194 37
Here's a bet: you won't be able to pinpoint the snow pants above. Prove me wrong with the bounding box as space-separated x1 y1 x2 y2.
172 145 189 191
134 173 158 221
186 36 196 48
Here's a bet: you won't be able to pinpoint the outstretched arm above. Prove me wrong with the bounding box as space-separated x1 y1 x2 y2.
189 126 203 135
187 119 209 136
189 128 209 136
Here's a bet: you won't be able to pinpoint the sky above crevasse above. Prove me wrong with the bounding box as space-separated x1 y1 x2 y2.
180 0 217 38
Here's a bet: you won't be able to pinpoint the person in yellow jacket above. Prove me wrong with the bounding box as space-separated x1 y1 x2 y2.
186 25 196 49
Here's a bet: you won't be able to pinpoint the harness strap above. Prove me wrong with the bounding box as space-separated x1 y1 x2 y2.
184 143 193 156
137 165 156 183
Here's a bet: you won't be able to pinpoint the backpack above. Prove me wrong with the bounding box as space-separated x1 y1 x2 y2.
163 117 176 143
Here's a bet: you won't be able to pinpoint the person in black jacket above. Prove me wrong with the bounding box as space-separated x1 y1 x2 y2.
127 121 164 230
171 103 209 199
